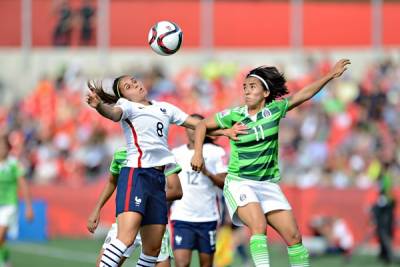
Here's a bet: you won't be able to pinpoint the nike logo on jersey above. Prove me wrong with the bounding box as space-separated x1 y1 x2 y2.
160 108 167 114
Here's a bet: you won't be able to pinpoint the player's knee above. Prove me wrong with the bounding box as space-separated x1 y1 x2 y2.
249 221 267 235
175 258 191 267
142 246 161 257
117 233 135 247
286 231 302 246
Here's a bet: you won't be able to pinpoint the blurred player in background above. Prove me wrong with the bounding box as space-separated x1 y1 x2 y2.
191 59 351 267
170 114 227 267
0 135 34 267
86 76 243 267
87 147 183 267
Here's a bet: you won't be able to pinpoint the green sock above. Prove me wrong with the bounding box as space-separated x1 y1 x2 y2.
249 234 270 267
287 243 310 267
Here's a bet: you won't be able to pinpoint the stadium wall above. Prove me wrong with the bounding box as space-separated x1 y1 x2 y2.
29 183 400 247
1 1 400 47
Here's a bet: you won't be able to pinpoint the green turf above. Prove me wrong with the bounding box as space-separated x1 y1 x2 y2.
7 238 393 267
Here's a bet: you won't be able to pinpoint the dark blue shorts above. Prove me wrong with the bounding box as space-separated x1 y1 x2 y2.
171 220 217 254
116 167 167 225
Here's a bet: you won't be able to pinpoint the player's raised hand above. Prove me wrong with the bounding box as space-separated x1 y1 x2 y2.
191 153 204 172
330 59 351 78
225 122 248 141
86 80 101 109
87 209 100 233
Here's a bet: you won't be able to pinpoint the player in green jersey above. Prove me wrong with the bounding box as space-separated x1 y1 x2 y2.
191 59 350 267
0 135 34 267
87 147 183 267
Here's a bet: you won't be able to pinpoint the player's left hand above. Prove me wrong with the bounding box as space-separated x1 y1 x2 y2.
225 122 248 141
25 206 34 222
330 59 351 78
87 210 100 233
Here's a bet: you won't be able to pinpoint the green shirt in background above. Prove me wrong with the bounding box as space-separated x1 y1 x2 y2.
0 157 25 205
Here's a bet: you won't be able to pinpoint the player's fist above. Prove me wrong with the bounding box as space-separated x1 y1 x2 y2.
191 153 204 172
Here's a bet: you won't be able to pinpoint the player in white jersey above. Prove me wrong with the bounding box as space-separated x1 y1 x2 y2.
170 114 227 267
86 77 244 267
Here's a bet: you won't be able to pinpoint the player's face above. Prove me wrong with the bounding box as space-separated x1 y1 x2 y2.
119 76 148 102
185 127 195 144
243 77 269 108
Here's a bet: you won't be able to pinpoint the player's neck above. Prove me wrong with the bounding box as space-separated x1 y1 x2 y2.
248 99 266 115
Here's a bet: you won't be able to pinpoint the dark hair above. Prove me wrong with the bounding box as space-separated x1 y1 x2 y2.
246 66 289 104
190 113 214 144
87 76 127 104
112 75 125 99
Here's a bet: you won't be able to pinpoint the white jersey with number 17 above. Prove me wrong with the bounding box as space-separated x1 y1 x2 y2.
116 98 188 168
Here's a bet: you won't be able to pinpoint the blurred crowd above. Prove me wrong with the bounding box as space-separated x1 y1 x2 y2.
0 56 399 188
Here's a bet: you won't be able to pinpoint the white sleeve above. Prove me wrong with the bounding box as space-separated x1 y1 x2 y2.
212 147 228 174
115 98 133 121
165 102 189 125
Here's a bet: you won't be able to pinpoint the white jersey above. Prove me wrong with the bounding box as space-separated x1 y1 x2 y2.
116 98 188 168
170 143 227 222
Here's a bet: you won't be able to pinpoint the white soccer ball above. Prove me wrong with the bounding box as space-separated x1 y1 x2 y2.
148 21 183 56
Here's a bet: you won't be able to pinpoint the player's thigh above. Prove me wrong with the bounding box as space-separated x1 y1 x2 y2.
266 209 301 245
173 249 192 267
140 224 166 255
199 252 214 267
237 203 267 234
116 211 142 245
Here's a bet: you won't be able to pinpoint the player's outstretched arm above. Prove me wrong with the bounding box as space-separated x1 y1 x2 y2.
288 59 350 111
191 116 219 172
87 173 118 233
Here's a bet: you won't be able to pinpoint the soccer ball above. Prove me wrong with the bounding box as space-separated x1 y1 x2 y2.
148 21 183 56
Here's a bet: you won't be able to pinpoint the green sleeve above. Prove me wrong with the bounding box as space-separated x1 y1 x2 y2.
274 98 289 118
109 158 120 175
164 163 182 176
214 109 234 129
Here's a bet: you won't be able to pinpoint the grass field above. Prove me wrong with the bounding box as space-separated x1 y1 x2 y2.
7 238 395 267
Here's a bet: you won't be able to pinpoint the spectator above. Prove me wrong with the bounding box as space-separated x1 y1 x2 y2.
53 0 73 46
79 0 95 46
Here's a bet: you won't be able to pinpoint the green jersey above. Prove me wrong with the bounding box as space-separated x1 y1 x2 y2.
0 157 25 205
109 147 182 176
215 98 289 182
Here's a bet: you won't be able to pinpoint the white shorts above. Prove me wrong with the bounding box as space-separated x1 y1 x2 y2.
102 223 172 261
223 176 291 226
0 204 17 227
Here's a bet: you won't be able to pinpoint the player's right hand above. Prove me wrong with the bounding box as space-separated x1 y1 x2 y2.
86 80 101 108
87 210 100 233
191 153 204 172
